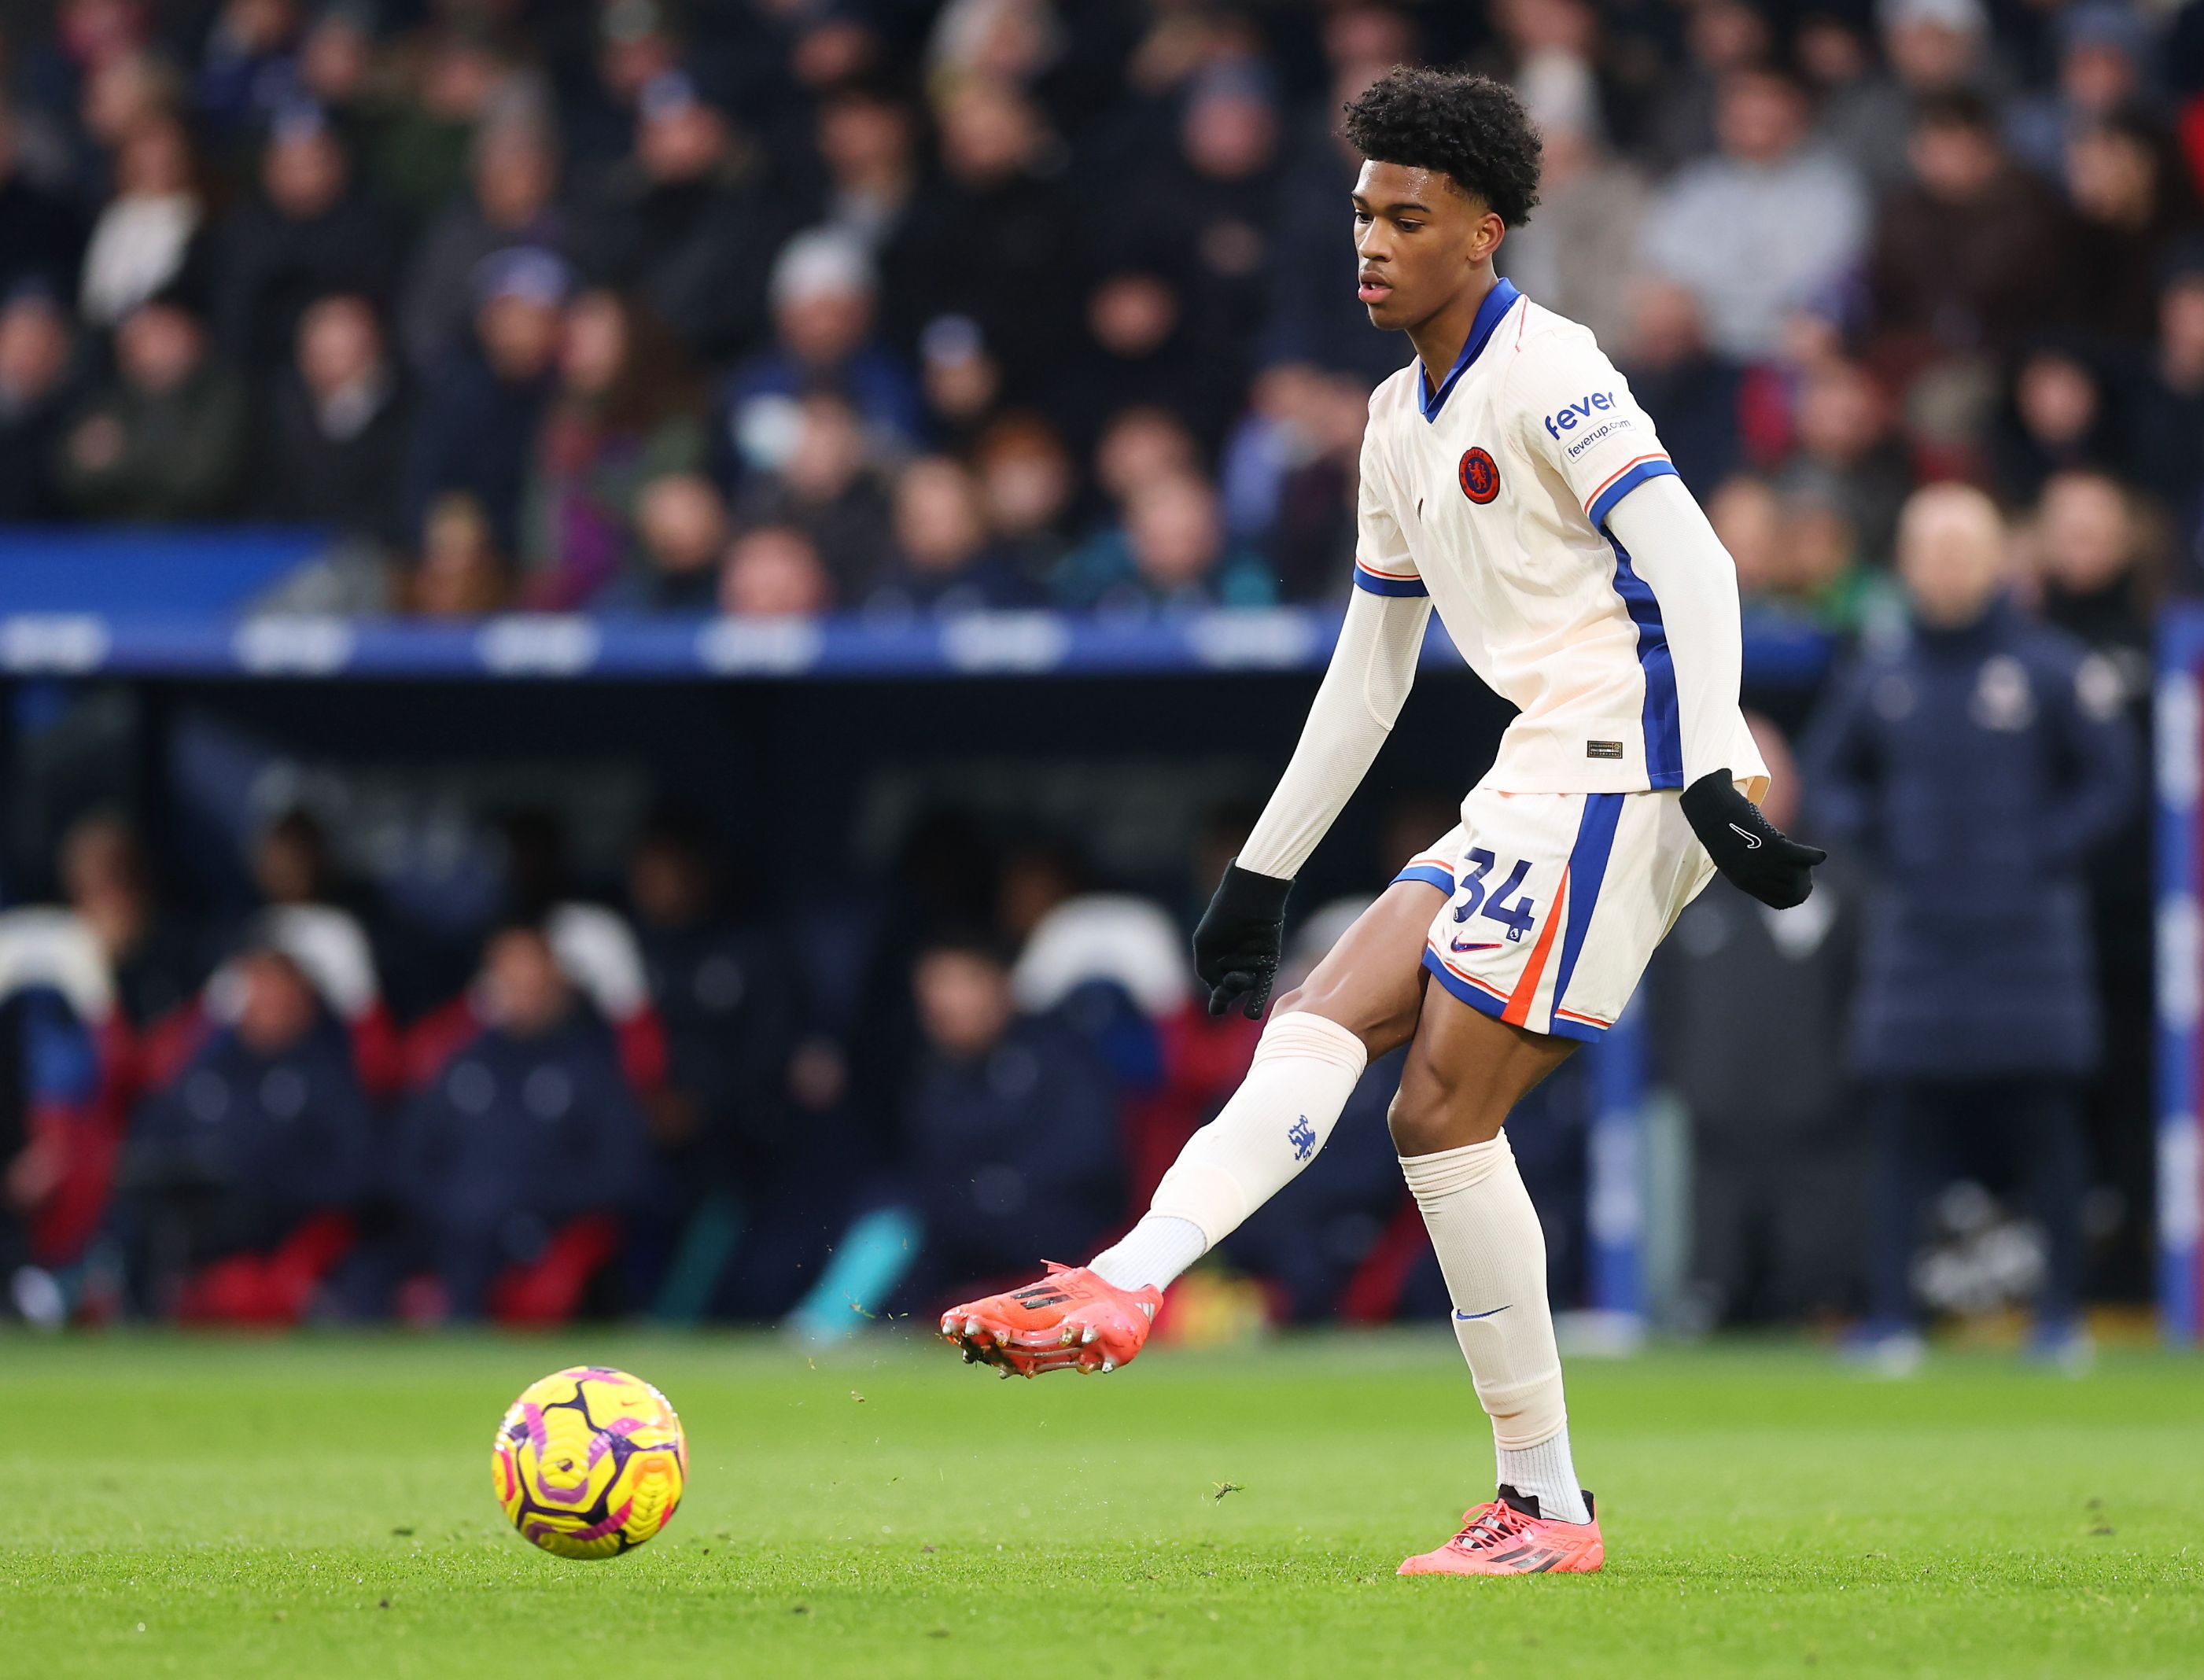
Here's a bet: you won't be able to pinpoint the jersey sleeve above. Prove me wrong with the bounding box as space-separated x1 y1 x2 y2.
1506 330 1677 529
1351 414 1424 597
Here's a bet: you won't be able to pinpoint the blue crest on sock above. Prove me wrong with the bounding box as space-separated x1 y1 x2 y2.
1287 1114 1316 1161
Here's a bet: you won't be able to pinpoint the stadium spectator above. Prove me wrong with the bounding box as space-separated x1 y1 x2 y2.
1498 57 1646 351
971 412 1078 582
915 312 1003 450
77 113 206 330
1057 470 1276 613
813 82 919 256
572 70 782 362
394 923 651 1321
55 290 249 521
397 108 564 377
728 392 894 599
193 0 305 145
254 292 409 545
403 245 565 552
408 492 510 617
215 102 393 378
601 472 727 613
720 524 831 618
2006 3 2153 181
1612 278 1742 495
864 455 1039 613
117 945 374 1321
1991 343 2121 503
1803 483 2136 1365
1780 359 1914 565
58 812 201 1028
2063 106 2200 344
517 289 705 609
1867 90 2075 366
0 286 78 520
2127 252 2204 518
1655 717 1864 1329
721 228 920 461
1218 363 1364 601
897 934 1122 1298
0 98 85 299
1641 66 1870 363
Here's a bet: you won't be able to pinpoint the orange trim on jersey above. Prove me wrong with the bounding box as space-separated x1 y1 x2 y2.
1500 868 1568 1026
1581 454 1671 514
1553 1006 1612 1030
1354 559 1420 580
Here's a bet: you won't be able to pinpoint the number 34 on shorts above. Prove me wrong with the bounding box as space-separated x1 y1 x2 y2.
1391 784 1717 1045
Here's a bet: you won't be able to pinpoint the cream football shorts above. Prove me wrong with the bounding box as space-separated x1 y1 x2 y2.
1394 783 1718 1044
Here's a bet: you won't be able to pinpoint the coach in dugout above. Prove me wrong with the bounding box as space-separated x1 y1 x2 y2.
1804 482 2136 1369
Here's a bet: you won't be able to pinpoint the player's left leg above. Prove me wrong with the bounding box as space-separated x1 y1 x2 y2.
1388 993 1606 1575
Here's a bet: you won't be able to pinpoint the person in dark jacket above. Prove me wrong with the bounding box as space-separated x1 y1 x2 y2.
255 293 409 545
1655 717 1866 1328
394 923 651 1319
1803 482 2136 1363
901 935 1123 1297
402 246 564 552
120 946 375 1316
0 285 78 520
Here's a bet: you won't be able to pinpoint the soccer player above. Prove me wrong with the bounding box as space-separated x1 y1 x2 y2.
938 68 1823 1575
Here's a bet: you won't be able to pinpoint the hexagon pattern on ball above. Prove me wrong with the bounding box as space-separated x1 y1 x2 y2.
493 1365 687 1559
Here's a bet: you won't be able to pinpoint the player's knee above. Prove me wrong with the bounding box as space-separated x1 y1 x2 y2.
1386 1060 1502 1156
1275 978 1410 1059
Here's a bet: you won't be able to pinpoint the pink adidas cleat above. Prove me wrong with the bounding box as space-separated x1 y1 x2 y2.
1397 1486 1605 1575
938 1262 1163 1378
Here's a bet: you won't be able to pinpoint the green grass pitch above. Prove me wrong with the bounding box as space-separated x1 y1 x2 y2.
2 1332 2198 1677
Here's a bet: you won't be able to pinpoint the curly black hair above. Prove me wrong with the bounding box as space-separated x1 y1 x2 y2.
1342 68 1543 227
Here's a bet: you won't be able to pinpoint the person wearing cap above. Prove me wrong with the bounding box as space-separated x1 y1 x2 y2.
720 225 921 455
402 245 567 551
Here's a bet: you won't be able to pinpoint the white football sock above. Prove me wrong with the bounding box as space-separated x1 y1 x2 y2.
1088 1010 1367 1293
1399 1133 1591 1526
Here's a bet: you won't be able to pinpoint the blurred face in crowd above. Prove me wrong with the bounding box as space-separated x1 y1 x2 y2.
558 291 632 398
235 949 317 1057
117 303 206 394
639 92 728 183
1088 273 1179 360
1796 15 1869 89
2062 39 2137 116
776 274 872 367
485 928 572 1038
1884 10 1981 93
477 291 561 381
628 836 712 929
720 526 830 617
1910 114 2002 202
1708 476 1782 598
1782 494 1857 595
297 294 381 399
2014 350 2099 448
1796 361 1886 464
938 79 1041 187
1898 484 2008 628
116 116 194 197
782 394 867 502
61 814 149 956
252 814 327 905
0 295 72 404
2159 274 2204 382
1094 407 1197 507
1127 473 1224 590
414 497 507 616
894 458 987 574
636 473 727 576
264 124 346 219
419 36 500 123
83 51 175 150
2036 472 2132 596
219 0 296 53
976 420 1073 538
2066 123 2158 230
1621 278 1708 370
819 91 912 190
1716 71 1807 167
474 121 556 230
300 8 370 105
1182 87 1277 182
913 946 1013 1061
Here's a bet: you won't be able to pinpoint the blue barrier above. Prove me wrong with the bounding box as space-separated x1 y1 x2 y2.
0 529 331 615
2155 608 2203 1345
0 604 1837 685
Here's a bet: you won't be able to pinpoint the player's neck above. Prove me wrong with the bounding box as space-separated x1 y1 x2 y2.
1412 264 1502 400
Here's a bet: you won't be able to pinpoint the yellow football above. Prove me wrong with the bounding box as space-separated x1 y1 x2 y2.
492 1365 687 1558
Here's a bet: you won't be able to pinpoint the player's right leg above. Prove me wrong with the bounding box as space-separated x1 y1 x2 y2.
940 870 1444 1376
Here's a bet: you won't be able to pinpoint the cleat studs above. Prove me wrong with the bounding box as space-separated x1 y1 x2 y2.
964 1317 982 1337
1060 1325 1077 1346
1100 1358 1116 1374
1082 1325 1098 1344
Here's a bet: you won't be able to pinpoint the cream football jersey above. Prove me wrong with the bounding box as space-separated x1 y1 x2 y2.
1353 278 1764 795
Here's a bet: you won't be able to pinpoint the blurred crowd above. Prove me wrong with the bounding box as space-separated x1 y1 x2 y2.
0 0 2195 631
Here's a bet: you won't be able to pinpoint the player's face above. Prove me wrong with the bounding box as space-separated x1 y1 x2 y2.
1351 160 1503 333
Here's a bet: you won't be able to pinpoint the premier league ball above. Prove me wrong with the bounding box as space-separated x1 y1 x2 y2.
492 1365 687 1558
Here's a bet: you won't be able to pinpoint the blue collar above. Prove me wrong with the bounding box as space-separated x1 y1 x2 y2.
1417 278 1522 423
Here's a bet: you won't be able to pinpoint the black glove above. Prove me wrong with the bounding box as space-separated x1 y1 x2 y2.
1680 768 1826 910
1192 860 1293 1019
